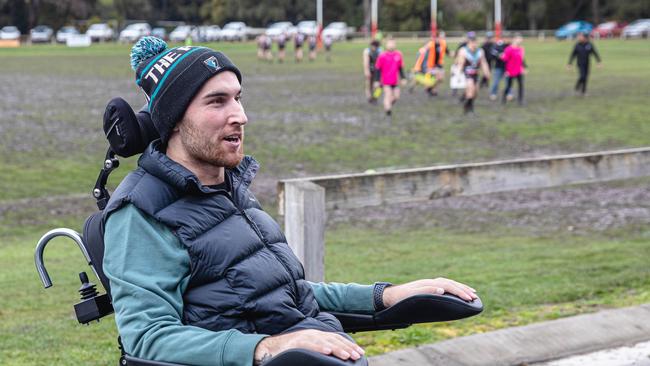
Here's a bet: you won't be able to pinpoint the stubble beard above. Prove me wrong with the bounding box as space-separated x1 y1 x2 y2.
178 116 244 169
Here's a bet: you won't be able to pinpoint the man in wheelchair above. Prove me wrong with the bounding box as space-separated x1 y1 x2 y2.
37 37 481 366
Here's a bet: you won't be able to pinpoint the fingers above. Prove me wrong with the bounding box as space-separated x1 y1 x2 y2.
437 278 477 301
445 281 476 301
418 278 478 301
327 334 364 360
448 278 477 294
295 331 364 361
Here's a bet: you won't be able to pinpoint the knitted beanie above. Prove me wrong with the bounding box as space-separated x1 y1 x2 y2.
130 36 242 144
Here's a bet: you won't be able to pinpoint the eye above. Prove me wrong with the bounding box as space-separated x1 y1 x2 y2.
211 97 226 105
235 94 242 103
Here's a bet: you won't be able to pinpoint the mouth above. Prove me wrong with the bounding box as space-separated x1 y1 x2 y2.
222 133 242 147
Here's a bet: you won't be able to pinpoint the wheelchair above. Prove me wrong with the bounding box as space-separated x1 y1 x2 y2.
34 98 483 366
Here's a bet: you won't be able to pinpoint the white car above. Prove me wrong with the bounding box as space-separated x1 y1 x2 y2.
296 20 318 37
221 22 248 42
169 25 195 42
151 27 167 40
30 25 53 43
322 22 349 41
86 23 114 42
192 25 214 42
205 25 222 42
265 21 295 40
119 23 151 43
56 26 79 43
0 26 21 40
622 19 650 38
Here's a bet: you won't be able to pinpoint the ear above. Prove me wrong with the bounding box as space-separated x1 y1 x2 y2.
172 118 183 132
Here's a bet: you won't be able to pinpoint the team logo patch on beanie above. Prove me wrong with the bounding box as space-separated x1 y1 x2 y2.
203 56 221 73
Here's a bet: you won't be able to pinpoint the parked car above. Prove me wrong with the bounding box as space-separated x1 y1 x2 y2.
169 25 194 42
296 20 318 37
265 21 295 40
119 23 151 43
205 25 222 42
591 21 626 38
322 22 349 41
192 25 214 42
56 26 79 43
0 26 21 40
151 27 167 40
555 21 593 40
221 21 248 41
86 23 114 42
30 25 53 43
622 19 650 38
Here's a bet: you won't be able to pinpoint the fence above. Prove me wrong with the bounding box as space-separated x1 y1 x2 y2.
278 147 650 282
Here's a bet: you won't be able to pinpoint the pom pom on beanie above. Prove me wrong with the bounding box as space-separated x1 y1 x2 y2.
130 36 168 71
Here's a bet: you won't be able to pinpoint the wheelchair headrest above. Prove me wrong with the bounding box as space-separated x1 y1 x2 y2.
103 97 159 158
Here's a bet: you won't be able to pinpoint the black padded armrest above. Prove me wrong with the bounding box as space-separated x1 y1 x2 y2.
331 293 483 333
264 349 368 366
125 349 368 366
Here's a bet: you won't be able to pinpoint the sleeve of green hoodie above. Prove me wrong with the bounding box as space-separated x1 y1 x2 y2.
104 204 375 366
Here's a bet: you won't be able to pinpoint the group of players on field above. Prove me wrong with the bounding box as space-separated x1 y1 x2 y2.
363 31 602 116
257 33 334 63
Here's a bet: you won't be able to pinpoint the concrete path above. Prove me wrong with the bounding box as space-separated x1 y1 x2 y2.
535 340 650 366
369 303 650 366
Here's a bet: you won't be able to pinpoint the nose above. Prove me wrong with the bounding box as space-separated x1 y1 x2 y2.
228 98 248 127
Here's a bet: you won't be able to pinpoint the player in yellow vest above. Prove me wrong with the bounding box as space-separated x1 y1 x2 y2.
410 33 448 96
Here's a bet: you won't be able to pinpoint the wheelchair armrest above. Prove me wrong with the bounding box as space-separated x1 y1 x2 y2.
264 349 368 366
124 349 368 366
331 293 483 333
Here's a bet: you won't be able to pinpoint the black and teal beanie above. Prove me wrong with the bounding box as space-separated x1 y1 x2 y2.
130 36 242 144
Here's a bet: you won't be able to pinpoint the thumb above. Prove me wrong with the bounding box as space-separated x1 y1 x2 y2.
434 287 444 295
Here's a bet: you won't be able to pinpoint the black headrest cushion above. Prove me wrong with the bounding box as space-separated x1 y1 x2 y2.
103 97 159 158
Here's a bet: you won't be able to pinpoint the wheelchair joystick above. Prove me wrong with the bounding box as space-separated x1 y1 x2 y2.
78 272 99 300
74 271 113 325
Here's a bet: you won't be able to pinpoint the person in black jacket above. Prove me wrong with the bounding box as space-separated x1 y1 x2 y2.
567 32 602 96
480 32 496 89
488 38 509 100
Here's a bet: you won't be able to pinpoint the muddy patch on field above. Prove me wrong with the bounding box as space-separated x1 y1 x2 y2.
325 178 650 235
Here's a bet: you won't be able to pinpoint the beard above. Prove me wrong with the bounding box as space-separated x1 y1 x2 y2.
178 116 244 169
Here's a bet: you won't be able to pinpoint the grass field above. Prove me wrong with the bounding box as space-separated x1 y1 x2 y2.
1 39 649 200
1 38 650 365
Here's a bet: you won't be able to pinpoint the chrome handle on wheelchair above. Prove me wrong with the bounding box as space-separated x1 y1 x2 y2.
34 228 99 288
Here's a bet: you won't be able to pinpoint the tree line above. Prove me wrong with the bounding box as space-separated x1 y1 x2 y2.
1 0 648 33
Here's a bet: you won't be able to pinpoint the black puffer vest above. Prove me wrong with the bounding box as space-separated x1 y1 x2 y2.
104 141 342 335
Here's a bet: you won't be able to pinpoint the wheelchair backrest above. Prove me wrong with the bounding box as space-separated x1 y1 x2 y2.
82 211 112 297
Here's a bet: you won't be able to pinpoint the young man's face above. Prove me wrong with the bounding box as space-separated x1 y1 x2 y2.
176 71 247 169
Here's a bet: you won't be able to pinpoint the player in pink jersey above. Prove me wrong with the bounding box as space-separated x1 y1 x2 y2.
501 34 527 105
375 37 406 117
